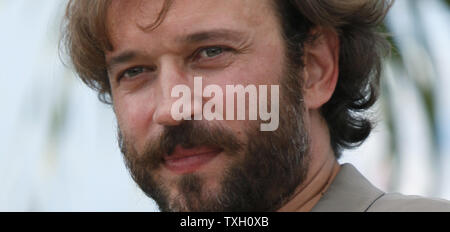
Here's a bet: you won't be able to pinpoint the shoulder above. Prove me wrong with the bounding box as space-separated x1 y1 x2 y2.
312 164 450 212
312 163 450 212
367 193 450 212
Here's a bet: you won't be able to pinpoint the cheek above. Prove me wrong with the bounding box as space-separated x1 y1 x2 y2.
253 43 286 85
114 91 157 150
204 46 284 87
236 49 284 87
200 47 284 140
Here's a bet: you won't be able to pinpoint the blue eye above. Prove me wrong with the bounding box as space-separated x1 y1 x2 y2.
123 67 145 78
119 66 155 81
199 47 225 59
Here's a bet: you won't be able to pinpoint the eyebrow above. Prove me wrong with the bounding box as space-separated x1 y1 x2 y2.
178 29 246 44
107 51 139 71
106 29 247 71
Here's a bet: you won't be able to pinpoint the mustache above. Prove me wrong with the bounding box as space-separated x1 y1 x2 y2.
120 120 244 169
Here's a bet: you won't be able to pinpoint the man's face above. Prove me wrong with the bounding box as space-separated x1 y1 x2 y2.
106 0 310 211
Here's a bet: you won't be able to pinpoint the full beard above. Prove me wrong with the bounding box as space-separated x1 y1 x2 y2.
118 62 310 212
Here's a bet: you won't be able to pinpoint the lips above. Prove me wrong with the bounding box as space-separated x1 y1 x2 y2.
163 145 222 174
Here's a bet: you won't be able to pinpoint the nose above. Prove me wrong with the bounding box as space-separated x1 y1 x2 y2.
152 61 196 126
153 100 183 126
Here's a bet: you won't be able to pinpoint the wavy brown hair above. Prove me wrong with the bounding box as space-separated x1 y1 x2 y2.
62 0 393 157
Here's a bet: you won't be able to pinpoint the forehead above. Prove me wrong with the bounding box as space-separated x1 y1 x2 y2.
106 0 278 49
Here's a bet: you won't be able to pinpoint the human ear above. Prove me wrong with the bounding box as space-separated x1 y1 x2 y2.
302 28 340 110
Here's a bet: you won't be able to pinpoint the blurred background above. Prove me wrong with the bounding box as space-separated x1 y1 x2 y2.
0 0 449 211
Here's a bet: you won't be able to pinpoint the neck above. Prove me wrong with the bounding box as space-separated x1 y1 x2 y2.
277 110 341 212
277 157 340 212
